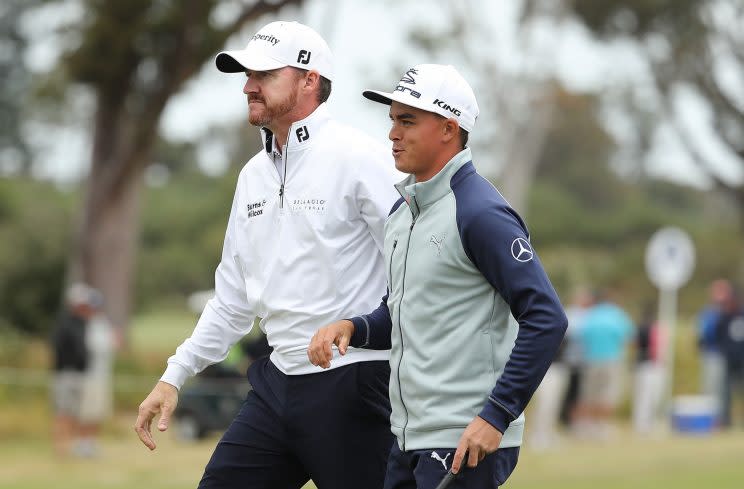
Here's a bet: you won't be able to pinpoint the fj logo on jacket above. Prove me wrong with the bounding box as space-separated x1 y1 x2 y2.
296 126 310 142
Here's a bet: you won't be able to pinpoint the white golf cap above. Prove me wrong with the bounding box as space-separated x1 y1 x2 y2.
66 282 103 308
216 21 334 81
363 64 479 132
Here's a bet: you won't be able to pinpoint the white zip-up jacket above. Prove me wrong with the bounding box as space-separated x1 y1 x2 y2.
161 104 399 388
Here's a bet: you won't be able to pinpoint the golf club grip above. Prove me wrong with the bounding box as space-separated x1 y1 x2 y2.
434 470 456 489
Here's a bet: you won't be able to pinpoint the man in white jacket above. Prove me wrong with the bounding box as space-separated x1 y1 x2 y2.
134 21 399 489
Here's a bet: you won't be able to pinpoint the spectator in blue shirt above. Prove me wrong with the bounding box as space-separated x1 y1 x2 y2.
574 290 633 439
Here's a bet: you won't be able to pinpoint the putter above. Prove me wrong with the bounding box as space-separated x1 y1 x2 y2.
434 450 467 489
434 469 457 489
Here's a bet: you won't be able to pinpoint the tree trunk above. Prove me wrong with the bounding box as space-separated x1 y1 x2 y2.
69 92 152 332
79 166 144 331
494 95 554 215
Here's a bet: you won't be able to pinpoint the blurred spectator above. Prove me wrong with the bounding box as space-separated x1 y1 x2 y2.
50 283 94 457
530 287 590 449
574 290 634 439
697 279 730 414
714 283 744 428
50 283 115 458
560 287 592 428
632 303 666 434
77 288 116 457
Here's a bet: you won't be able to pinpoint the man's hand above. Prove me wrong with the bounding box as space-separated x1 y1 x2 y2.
451 416 503 474
134 381 179 451
307 320 354 368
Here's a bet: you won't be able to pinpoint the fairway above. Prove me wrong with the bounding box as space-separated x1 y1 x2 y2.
1 418 743 489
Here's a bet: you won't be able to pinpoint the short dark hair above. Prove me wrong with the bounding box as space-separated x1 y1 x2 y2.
295 68 332 103
318 76 332 103
459 128 469 149
436 114 469 149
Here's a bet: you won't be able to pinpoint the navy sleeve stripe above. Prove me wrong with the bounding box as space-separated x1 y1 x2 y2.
359 315 371 348
349 291 392 350
389 196 405 216
488 396 518 419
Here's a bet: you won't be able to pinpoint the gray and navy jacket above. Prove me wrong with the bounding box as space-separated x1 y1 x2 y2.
349 147 567 451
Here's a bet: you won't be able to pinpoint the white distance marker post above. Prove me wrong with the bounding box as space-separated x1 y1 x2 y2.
644 227 696 424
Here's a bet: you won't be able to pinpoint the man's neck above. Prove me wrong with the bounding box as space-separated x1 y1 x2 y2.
415 146 463 182
274 129 288 153
269 103 320 154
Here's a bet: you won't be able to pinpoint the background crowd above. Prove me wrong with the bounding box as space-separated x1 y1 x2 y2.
529 278 744 451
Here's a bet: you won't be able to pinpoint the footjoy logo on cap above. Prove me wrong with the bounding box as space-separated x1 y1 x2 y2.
297 50 311 64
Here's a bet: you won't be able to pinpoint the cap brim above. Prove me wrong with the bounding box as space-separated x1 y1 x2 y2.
362 89 394 105
363 89 437 116
216 50 287 73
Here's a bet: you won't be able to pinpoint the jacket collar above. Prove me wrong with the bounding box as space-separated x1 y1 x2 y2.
260 103 332 155
395 147 473 217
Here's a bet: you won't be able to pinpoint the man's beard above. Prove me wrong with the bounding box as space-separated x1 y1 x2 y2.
248 89 298 127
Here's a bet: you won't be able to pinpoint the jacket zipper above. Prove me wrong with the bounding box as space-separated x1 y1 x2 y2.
396 198 418 451
389 239 398 284
279 139 288 209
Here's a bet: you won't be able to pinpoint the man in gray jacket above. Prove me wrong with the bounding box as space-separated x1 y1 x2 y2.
308 64 567 488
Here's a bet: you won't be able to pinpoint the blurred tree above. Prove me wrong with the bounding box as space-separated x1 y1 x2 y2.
405 0 568 213
565 0 744 229
57 0 301 329
536 89 620 210
0 178 73 336
0 0 42 175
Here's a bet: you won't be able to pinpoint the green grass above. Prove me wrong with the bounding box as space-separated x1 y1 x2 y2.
128 306 197 355
509 431 744 489
0 414 743 489
0 412 318 489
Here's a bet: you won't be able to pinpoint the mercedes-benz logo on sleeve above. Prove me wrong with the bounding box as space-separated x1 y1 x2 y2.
511 237 534 262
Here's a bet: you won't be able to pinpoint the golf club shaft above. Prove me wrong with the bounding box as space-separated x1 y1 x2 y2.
434 470 456 489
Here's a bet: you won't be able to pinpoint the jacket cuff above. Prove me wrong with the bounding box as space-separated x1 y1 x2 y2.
348 316 370 348
160 363 192 391
478 398 513 434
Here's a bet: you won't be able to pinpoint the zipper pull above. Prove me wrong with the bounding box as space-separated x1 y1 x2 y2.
279 184 284 208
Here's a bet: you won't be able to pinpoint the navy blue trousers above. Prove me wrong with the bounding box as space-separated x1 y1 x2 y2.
198 357 393 489
383 442 520 489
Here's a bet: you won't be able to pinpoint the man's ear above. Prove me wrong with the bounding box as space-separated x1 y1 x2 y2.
304 70 320 90
442 118 459 143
